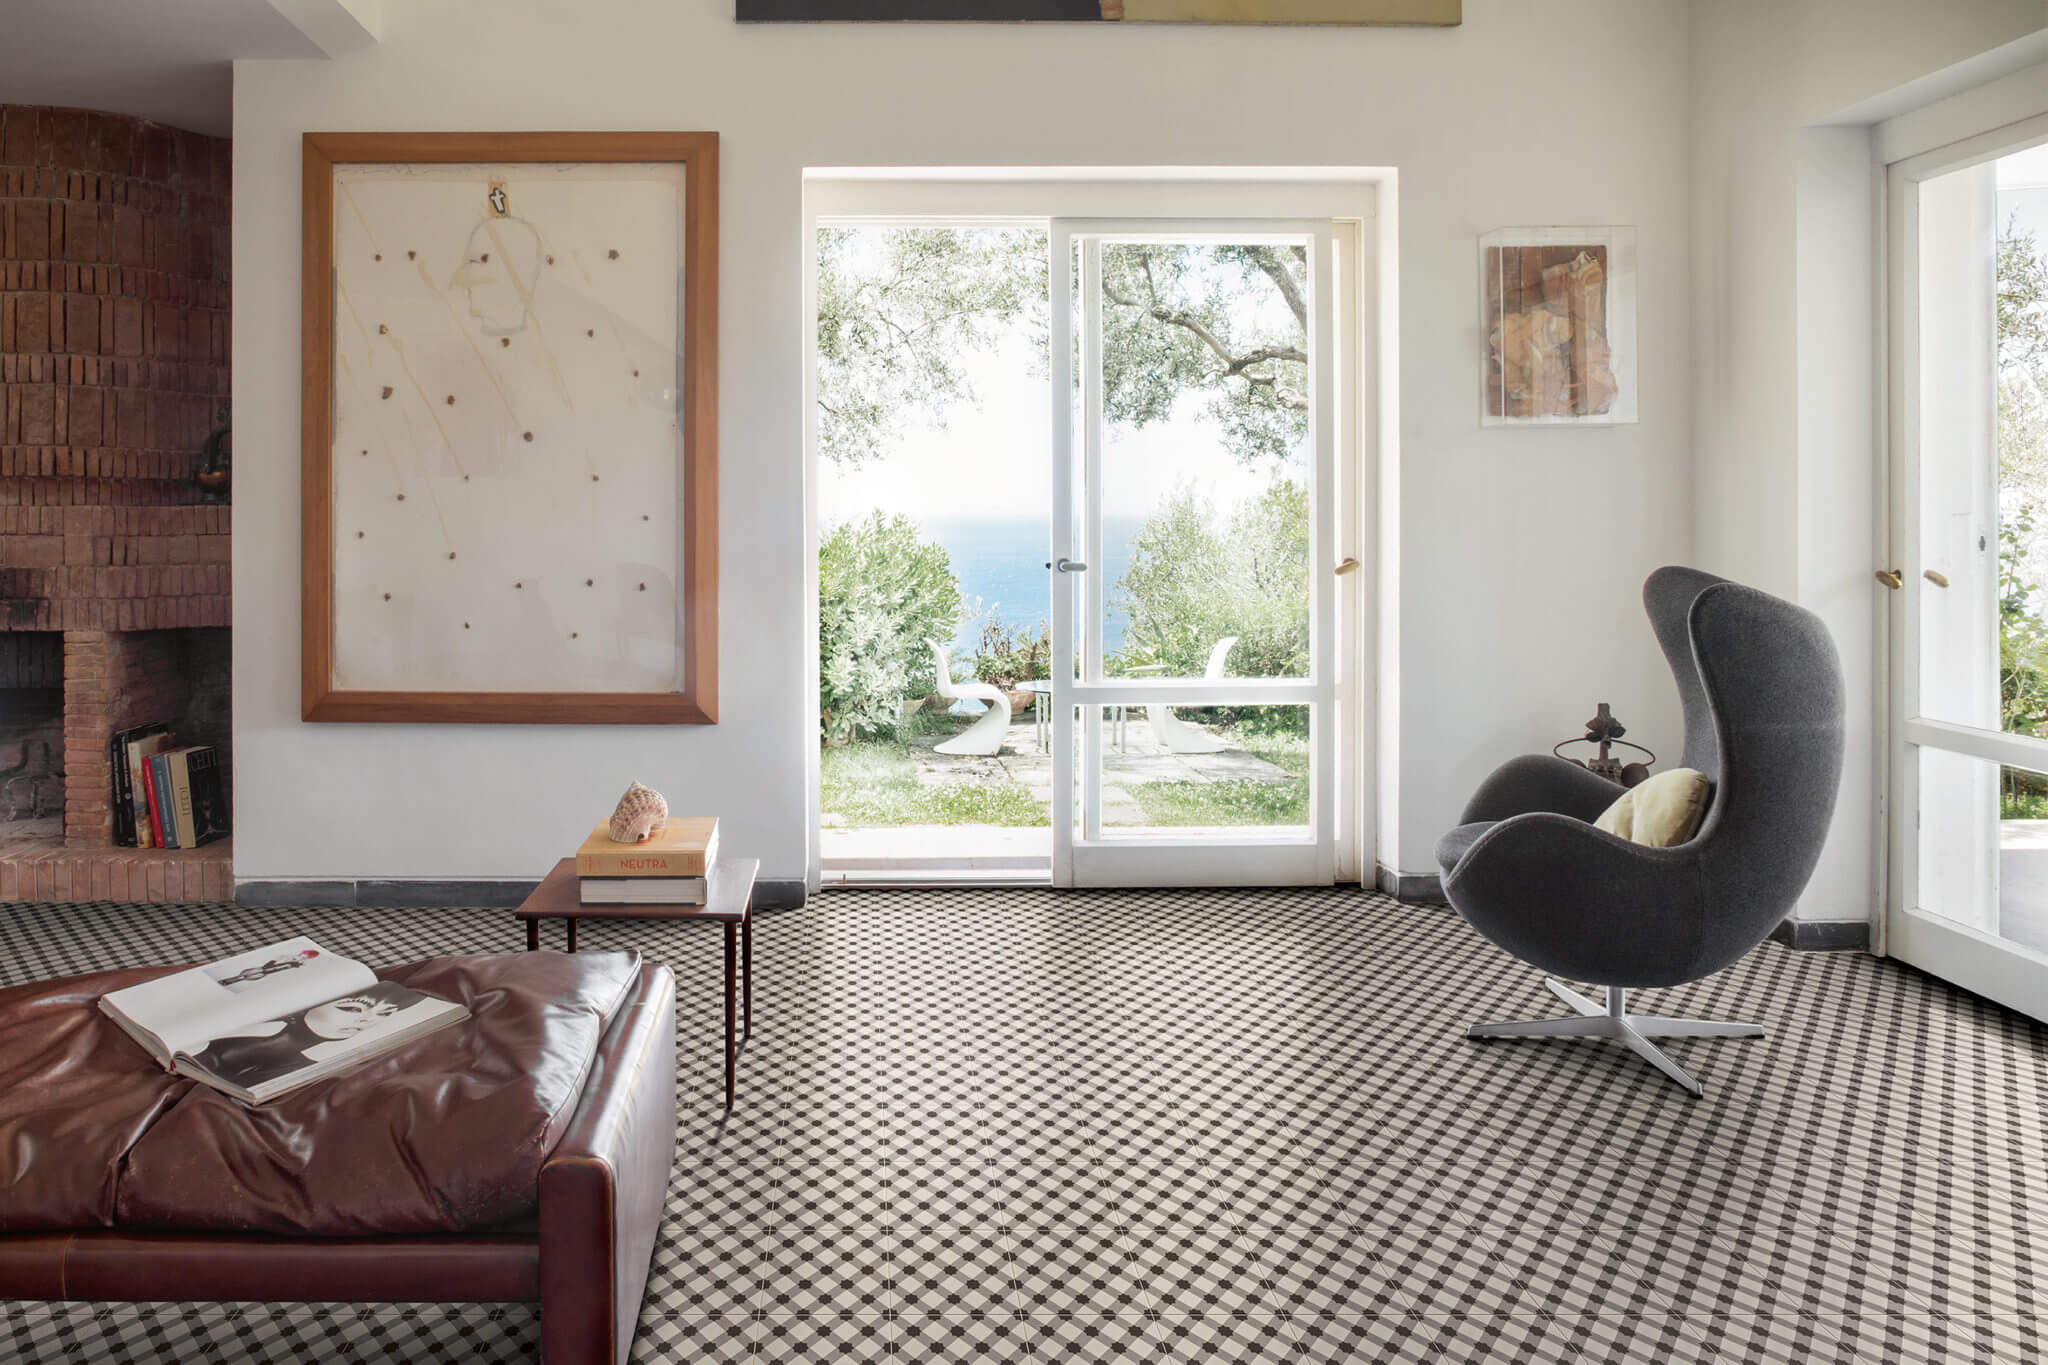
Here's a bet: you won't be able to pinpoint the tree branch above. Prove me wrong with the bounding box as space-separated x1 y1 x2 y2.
1248 247 1308 327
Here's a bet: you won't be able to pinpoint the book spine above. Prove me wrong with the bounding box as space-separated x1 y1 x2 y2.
110 730 132 846
575 851 710 877
128 738 151 848
149 752 177 848
141 753 163 849
579 878 707 899
186 747 226 846
171 751 197 849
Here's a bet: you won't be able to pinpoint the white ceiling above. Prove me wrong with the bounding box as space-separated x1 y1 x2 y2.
0 0 329 137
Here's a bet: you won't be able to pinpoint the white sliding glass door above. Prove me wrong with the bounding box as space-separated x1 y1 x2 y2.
1886 124 2048 1022
1049 220 1340 887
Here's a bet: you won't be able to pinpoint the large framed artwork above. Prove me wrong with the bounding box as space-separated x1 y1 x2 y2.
301 132 718 724
1479 226 1638 427
737 1 1457 21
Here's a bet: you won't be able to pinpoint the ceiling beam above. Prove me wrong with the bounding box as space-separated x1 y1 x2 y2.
261 0 382 58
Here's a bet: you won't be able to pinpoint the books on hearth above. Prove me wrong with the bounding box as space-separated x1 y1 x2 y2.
575 817 718 904
110 723 229 850
99 938 467 1105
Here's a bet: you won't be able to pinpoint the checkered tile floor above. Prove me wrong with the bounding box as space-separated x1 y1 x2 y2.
2 886 2044 1362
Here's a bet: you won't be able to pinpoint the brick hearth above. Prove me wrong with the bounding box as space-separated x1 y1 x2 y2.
0 105 230 904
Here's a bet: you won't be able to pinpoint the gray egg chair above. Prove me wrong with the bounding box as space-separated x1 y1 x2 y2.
1433 566 1845 1096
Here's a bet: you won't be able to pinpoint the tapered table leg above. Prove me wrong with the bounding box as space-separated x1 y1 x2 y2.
723 923 737 1107
742 914 752 1036
526 918 538 952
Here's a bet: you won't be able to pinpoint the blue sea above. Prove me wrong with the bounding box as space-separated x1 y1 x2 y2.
924 516 1143 656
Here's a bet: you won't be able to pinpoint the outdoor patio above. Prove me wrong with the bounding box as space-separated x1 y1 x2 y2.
819 705 1304 870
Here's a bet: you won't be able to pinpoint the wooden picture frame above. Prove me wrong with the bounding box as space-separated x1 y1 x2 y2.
301 131 718 724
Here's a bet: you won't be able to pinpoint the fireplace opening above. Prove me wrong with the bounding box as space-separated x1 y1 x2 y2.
0 634 64 839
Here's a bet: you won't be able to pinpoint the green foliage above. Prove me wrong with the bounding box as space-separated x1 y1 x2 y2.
818 513 963 742
1100 243 1309 469
815 228 1047 467
1999 221 2048 771
815 230 1309 471
973 615 1051 687
2000 504 2048 739
1113 481 1310 703
1999 213 2048 378
2002 783 2048 819
820 738 1047 827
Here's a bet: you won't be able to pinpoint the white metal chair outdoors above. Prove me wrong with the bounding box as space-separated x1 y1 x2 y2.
929 641 1012 756
1148 636 1238 755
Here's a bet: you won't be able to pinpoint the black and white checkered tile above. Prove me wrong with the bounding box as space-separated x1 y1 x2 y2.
2 886 2043 1362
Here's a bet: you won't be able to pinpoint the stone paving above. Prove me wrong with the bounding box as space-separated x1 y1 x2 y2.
906 708 1289 826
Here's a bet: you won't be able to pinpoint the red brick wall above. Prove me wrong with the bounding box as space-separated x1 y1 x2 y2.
0 105 228 511
0 503 229 630
0 107 233 860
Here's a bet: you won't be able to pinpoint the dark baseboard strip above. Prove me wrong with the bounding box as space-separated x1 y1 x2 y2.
234 880 358 908
1374 865 1447 905
238 877 808 911
1770 918 1870 951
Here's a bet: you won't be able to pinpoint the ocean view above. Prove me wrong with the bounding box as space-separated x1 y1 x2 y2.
923 516 1143 658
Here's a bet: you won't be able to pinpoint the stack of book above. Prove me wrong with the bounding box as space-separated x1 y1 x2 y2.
575 816 718 905
111 724 229 849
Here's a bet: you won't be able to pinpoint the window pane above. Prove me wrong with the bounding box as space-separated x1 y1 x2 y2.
1085 703 1309 835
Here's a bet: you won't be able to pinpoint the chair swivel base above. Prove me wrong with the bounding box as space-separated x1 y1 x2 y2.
1468 978 1763 1098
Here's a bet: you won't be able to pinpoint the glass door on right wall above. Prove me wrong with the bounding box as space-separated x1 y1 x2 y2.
1887 126 2048 1022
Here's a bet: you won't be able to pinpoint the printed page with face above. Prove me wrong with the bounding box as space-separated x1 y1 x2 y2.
99 938 379 1066
175 984 468 1105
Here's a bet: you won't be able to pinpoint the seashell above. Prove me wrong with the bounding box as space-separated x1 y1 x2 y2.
608 781 668 843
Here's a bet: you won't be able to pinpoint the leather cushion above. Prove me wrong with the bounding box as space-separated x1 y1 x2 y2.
115 950 641 1237
1435 821 1495 874
0 949 638 1239
0 967 193 1232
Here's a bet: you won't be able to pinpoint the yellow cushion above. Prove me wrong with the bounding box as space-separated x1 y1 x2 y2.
1593 767 1712 847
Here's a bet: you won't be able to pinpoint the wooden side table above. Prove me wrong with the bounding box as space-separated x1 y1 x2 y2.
514 856 759 1105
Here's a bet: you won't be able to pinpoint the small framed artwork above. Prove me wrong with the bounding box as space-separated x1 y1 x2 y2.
1480 226 1637 426
301 131 718 724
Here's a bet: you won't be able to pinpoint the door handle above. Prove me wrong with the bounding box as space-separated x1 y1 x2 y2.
1334 558 1361 576
1876 569 1903 590
1924 569 1950 588
1055 558 1087 573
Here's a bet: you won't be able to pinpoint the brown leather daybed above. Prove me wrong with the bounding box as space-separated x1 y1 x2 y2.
0 949 677 1365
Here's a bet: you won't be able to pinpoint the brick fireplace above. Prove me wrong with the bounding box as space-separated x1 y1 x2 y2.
0 105 231 904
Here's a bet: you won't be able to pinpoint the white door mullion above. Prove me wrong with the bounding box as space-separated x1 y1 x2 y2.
1049 225 1077 888
1311 224 1338 881
1079 237 1105 845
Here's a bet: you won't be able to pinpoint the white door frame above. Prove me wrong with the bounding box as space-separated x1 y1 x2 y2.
1883 115 2048 1023
801 171 1379 892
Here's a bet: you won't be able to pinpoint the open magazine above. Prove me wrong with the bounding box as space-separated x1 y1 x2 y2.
98 938 468 1105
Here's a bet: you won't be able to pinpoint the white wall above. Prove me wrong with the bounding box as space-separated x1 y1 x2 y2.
232 0 1695 885
1690 0 2047 922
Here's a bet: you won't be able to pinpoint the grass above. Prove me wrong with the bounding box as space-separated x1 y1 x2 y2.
1127 722 1309 828
821 722 1047 827
821 711 1311 831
